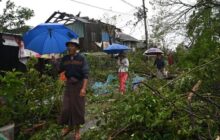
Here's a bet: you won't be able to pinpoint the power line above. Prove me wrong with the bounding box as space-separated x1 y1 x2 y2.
120 0 138 9
69 0 133 16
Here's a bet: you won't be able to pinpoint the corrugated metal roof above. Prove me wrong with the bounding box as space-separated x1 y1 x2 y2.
116 33 139 42
74 16 91 23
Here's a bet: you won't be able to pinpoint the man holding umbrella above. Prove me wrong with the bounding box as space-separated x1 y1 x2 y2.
154 54 166 79
58 38 89 140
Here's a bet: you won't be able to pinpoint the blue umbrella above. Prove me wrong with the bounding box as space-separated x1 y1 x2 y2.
23 23 78 54
103 43 131 54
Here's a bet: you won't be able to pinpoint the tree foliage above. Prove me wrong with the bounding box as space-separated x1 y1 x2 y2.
0 0 34 34
0 59 63 139
82 0 220 140
0 1 219 139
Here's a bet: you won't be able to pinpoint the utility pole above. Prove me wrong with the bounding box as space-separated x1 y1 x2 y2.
142 0 148 49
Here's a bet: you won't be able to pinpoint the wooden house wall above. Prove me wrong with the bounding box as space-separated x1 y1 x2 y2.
67 21 116 52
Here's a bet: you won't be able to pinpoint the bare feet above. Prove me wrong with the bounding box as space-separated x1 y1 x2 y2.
74 127 80 140
61 127 71 137
74 132 80 140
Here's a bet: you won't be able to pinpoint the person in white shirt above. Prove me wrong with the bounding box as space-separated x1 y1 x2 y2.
117 52 129 94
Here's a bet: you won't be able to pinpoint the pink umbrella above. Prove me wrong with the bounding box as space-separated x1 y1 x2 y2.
144 48 163 55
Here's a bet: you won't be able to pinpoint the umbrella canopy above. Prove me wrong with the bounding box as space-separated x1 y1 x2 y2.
23 23 78 55
144 47 163 55
103 43 131 54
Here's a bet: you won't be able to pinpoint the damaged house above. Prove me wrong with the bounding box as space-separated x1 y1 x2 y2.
45 11 117 52
115 32 139 50
0 33 27 73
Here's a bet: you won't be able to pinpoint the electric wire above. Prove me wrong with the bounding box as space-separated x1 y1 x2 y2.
120 0 138 9
69 0 133 15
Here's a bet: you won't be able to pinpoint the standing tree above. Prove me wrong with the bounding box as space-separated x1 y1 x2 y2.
149 0 220 50
149 0 196 50
101 13 118 45
0 0 34 34
149 7 173 49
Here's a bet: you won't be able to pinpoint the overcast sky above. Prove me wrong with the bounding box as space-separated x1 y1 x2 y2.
1 0 153 40
0 0 197 49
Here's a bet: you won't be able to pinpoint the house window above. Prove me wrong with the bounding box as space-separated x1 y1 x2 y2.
91 32 96 41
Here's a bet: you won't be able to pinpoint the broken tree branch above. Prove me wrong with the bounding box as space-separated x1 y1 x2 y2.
187 80 202 102
187 80 202 130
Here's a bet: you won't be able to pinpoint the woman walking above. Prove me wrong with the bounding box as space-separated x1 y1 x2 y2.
117 52 129 94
